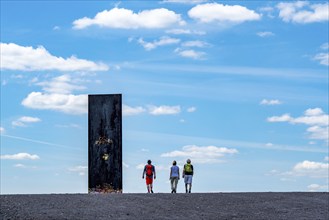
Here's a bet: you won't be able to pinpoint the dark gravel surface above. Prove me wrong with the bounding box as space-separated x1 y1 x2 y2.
1 192 328 219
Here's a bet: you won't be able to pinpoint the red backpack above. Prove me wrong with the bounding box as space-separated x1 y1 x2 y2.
146 165 153 176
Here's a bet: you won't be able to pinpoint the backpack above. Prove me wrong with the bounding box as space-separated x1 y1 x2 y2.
146 165 153 176
184 164 193 173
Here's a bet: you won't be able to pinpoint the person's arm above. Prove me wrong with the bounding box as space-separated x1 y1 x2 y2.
153 165 156 179
182 165 185 178
142 166 145 179
192 165 194 176
169 167 172 180
178 167 180 180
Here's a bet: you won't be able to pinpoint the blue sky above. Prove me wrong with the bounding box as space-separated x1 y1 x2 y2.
1 0 328 194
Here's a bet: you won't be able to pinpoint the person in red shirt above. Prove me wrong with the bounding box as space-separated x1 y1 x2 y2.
142 160 156 193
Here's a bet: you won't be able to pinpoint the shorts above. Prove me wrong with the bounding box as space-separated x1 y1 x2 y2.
146 176 153 185
184 175 193 184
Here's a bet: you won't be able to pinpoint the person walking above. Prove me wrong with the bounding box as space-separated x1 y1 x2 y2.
169 160 180 193
182 159 193 193
142 160 156 193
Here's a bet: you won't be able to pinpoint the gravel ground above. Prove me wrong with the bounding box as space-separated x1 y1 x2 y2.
1 192 328 219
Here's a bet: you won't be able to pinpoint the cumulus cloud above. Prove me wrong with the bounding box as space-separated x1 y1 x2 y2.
138 36 180 50
0 43 109 72
68 165 87 176
123 104 185 116
22 92 88 115
1 153 40 160
314 53 329 66
73 7 185 29
36 75 85 94
269 160 329 182
188 3 261 24
313 43 329 66
175 48 206 60
12 116 41 127
277 1 329 23
148 105 181 115
307 183 328 192
161 145 238 164
0 127 4 133
267 108 329 143
260 99 282 105
123 104 146 116
257 31 274 37
293 160 329 178
21 74 88 115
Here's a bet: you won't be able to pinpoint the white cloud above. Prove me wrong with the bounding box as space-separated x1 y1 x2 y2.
165 29 206 35
293 160 329 178
313 43 329 66
324 156 329 161
123 104 146 116
148 105 181 115
0 127 4 133
313 53 329 66
304 108 324 116
138 36 180 51
188 3 261 24
182 40 210 48
0 43 109 72
187 107 196 112
267 114 292 122
268 108 329 143
307 126 328 140
260 99 282 105
22 92 88 115
175 48 206 60
161 145 238 164
1 153 40 160
36 75 85 94
257 31 274 37
21 74 89 115
277 1 329 23
12 116 41 127
73 7 185 29
14 164 27 168
259 7 275 19
68 165 87 176
307 183 328 192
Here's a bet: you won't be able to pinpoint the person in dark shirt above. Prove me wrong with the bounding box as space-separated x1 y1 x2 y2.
142 160 156 193
182 159 194 193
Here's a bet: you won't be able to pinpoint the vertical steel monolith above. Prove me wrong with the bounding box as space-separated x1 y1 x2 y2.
88 94 122 193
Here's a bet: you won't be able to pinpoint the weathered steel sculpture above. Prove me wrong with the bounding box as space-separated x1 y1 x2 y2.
88 94 122 193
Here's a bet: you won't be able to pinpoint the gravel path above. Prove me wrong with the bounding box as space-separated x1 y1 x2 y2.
1 192 328 219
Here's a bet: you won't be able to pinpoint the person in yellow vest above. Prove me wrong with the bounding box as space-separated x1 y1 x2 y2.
182 159 194 193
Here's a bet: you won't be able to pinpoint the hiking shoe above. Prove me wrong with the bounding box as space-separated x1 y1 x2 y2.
189 190 191 193
151 190 154 193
